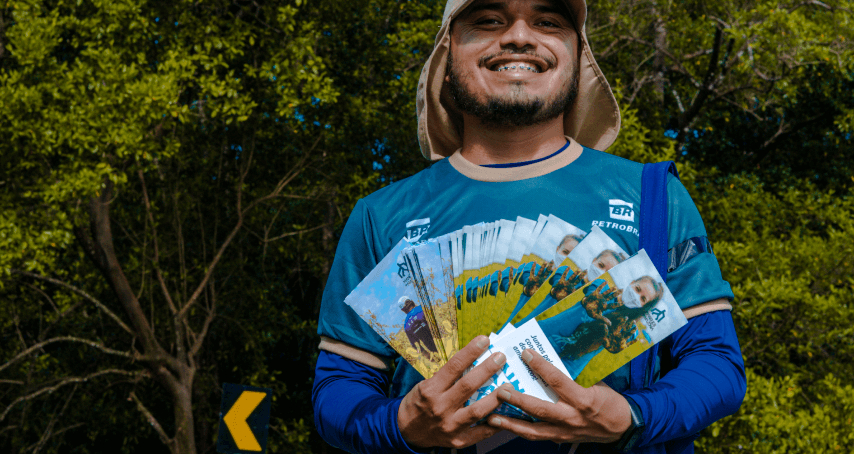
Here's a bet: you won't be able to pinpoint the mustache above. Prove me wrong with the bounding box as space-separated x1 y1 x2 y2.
478 49 556 69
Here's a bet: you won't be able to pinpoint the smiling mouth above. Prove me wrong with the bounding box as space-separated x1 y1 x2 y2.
491 64 541 73
487 58 546 73
479 51 550 74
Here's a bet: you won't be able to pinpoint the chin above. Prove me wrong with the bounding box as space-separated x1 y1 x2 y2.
447 64 577 129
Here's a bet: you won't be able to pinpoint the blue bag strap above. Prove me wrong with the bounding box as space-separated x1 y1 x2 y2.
631 161 680 396
638 161 679 282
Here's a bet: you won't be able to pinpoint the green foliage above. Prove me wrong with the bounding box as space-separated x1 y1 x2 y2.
1 0 441 451
607 83 676 164
694 174 854 453
588 0 854 186
606 82 702 186
0 0 352 452
590 1 854 449
1 0 852 452
697 370 854 453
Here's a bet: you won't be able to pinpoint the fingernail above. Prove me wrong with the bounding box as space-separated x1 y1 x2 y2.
499 389 511 400
477 336 489 349
493 352 506 366
521 350 533 362
490 416 503 427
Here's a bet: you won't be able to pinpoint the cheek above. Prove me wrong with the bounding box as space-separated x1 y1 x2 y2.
454 26 493 46
641 289 655 302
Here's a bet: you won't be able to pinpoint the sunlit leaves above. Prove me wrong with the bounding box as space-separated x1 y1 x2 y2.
694 174 854 451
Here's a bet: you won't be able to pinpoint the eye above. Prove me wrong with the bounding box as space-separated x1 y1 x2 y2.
536 14 568 28
474 17 503 27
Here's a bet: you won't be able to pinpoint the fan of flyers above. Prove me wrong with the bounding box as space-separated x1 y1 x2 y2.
344 214 688 412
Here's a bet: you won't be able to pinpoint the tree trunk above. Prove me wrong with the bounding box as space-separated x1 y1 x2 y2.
317 193 337 315
172 378 197 454
84 179 198 454
652 7 667 105
86 180 158 353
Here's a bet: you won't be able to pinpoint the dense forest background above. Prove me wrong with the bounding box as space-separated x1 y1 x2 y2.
1 0 852 452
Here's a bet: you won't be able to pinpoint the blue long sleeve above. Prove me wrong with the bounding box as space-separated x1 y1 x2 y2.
313 312 745 454
312 350 424 454
622 310 746 448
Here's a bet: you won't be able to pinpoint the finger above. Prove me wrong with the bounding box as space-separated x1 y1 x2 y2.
457 386 503 425
491 387 628 444
451 422 505 449
431 335 491 388
450 351 507 405
492 382 568 424
520 349 587 408
487 415 566 443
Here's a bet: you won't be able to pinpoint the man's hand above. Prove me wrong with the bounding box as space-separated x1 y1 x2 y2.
486 349 631 444
398 336 507 449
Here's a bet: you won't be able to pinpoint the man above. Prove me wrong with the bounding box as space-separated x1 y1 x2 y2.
313 0 745 453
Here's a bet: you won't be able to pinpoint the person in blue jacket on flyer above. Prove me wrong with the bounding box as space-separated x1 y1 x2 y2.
400 297 440 355
312 0 746 453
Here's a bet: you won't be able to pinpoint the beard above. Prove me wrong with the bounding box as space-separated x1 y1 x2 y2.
446 51 579 129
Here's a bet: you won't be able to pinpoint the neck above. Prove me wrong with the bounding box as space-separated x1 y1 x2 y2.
459 115 576 166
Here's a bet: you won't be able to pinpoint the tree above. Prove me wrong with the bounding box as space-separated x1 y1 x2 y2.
3 0 852 452
587 0 854 170
1 0 340 452
692 174 854 453
590 2 854 451
1 0 450 451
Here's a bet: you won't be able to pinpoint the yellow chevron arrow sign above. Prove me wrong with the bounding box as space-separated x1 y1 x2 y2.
224 391 265 451
217 384 272 454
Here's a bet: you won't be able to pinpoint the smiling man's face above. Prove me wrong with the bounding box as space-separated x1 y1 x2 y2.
445 0 579 128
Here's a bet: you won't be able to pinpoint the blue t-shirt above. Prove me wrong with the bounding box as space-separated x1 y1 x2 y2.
314 146 741 454
318 146 732 376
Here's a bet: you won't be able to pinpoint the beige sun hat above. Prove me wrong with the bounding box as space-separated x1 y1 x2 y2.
415 0 621 161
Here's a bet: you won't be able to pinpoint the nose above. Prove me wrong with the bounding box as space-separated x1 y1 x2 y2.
499 19 537 51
